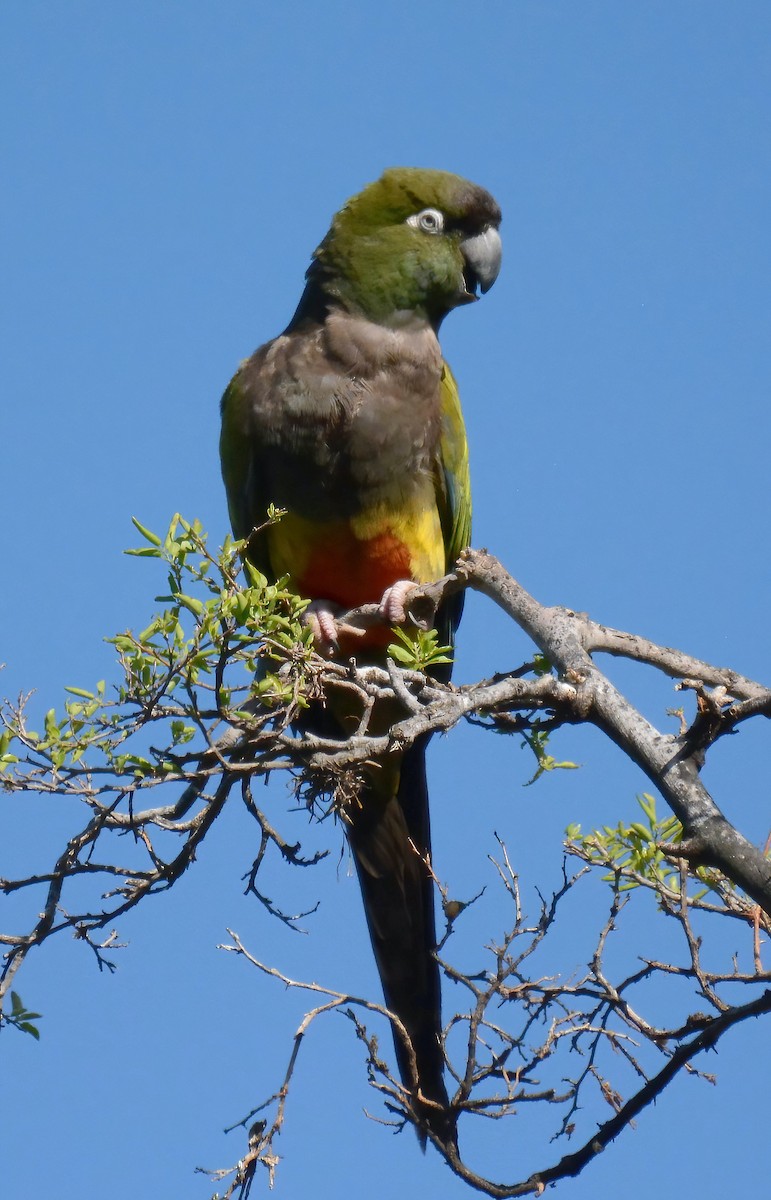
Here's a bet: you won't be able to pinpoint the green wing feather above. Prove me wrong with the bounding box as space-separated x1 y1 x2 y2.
434 361 471 649
219 370 277 578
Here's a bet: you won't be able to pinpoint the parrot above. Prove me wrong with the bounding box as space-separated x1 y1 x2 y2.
219 167 501 1147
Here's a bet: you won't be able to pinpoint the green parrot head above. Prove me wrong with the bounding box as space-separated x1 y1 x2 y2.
295 167 502 328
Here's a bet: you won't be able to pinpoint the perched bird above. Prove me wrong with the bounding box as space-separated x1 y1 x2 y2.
220 168 501 1146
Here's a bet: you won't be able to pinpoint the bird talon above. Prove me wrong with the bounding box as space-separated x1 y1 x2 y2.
379 579 419 626
303 600 343 656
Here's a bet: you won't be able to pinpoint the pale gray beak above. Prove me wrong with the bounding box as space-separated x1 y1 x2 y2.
460 225 502 295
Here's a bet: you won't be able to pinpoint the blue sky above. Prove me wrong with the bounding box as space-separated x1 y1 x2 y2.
2 3 770 1197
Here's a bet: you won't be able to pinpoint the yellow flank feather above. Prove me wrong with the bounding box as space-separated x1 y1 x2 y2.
350 500 445 581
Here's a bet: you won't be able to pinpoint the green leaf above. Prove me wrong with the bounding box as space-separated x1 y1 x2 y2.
130 517 162 546
638 792 658 821
245 563 268 589
6 993 42 1039
175 593 205 618
387 627 453 672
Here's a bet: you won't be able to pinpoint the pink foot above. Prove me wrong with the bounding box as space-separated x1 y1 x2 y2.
379 579 418 625
303 600 342 657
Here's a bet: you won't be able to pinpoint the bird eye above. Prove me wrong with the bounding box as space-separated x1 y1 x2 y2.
406 208 445 234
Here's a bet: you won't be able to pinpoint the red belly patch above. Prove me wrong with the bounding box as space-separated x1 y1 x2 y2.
296 527 413 609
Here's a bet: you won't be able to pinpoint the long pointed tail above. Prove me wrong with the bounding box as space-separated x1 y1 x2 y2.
347 735 456 1148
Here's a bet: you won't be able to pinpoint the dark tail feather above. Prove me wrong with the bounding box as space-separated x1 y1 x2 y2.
347 735 457 1149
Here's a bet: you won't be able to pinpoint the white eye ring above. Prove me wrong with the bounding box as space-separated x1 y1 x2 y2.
406 207 445 234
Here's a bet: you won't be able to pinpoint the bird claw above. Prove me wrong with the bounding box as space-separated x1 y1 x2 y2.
379 579 419 625
303 600 343 657
304 581 421 655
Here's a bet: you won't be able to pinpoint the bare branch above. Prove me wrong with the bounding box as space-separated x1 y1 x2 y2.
3 535 770 1193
